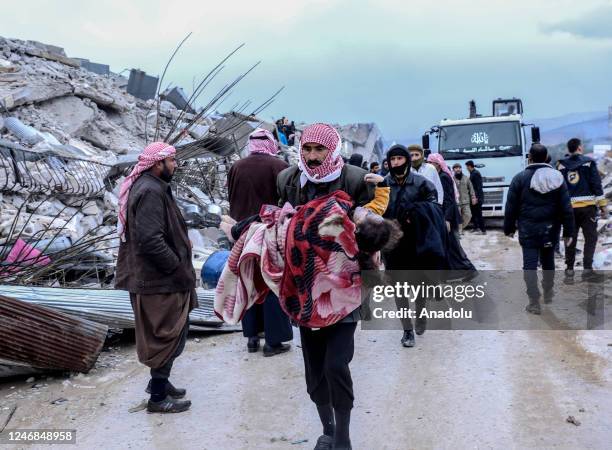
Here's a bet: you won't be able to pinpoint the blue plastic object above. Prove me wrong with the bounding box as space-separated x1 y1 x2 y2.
201 250 230 289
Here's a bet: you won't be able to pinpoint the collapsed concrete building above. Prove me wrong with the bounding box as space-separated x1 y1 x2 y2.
336 122 385 164
0 35 271 375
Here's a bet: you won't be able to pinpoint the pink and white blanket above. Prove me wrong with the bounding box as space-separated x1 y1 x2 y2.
214 191 363 328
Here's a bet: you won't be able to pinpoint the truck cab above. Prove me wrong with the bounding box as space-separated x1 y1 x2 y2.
423 98 539 218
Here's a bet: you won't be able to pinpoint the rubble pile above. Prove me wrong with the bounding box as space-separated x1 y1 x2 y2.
593 150 612 269
0 36 223 159
0 36 248 289
337 122 385 164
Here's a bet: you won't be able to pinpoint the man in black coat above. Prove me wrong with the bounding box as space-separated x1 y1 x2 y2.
466 160 486 234
504 144 575 314
382 145 438 347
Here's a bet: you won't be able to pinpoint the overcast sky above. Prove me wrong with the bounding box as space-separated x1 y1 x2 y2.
2 0 611 140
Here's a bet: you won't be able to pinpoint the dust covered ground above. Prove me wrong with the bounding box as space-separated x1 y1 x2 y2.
1 231 611 450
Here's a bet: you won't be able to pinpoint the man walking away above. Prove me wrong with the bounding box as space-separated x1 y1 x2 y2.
409 144 443 204
227 128 293 356
557 138 607 281
465 160 486 234
504 144 574 314
116 142 197 413
453 163 476 234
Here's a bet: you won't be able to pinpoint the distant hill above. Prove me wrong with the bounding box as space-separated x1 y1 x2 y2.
533 112 611 146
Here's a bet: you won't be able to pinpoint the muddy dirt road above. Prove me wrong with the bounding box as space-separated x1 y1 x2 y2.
1 231 611 449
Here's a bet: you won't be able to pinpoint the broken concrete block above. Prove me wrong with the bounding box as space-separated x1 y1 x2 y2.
72 84 130 112
103 191 119 212
81 201 101 216
0 79 73 110
24 47 80 68
36 96 95 135
0 58 17 73
188 124 210 140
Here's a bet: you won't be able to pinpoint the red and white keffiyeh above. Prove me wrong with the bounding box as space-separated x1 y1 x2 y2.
248 128 278 155
298 123 344 187
428 152 460 202
117 141 176 240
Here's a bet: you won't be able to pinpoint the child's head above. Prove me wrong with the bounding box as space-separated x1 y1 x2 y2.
354 214 402 254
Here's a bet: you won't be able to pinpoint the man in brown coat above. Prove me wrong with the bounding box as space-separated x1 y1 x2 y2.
115 141 197 413
227 128 293 356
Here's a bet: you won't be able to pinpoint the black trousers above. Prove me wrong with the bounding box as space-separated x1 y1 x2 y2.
395 295 426 331
522 246 555 300
565 206 598 270
242 292 293 345
299 322 357 411
470 202 486 232
150 321 188 380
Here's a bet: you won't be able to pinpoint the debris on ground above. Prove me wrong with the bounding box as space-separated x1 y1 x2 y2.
566 415 581 426
128 399 148 413
0 294 107 376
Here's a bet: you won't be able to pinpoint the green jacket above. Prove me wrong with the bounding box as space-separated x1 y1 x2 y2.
276 164 374 207
454 174 475 206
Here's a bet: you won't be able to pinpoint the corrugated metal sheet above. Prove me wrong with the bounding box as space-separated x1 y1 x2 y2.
0 295 108 373
0 286 224 330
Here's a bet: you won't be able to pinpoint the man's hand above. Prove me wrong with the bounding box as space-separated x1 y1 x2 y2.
471 196 478 205
364 173 384 184
220 215 237 243
600 206 608 217
564 237 574 247
445 221 451 233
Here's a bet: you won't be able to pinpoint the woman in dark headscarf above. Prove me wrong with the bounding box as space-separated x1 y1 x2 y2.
427 153 476 274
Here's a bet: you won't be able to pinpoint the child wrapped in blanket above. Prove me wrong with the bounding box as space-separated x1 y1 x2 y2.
221 172 400 268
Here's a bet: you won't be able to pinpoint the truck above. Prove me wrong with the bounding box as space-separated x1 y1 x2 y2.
422 98 540 218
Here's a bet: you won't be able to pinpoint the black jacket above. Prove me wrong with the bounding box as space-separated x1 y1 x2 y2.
382 171 438 269
469 169 484 203
557 154 606 208
410 201 449 270
504 164 575 248
440 171 462 229
383 171 438 223
115 173 197 294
